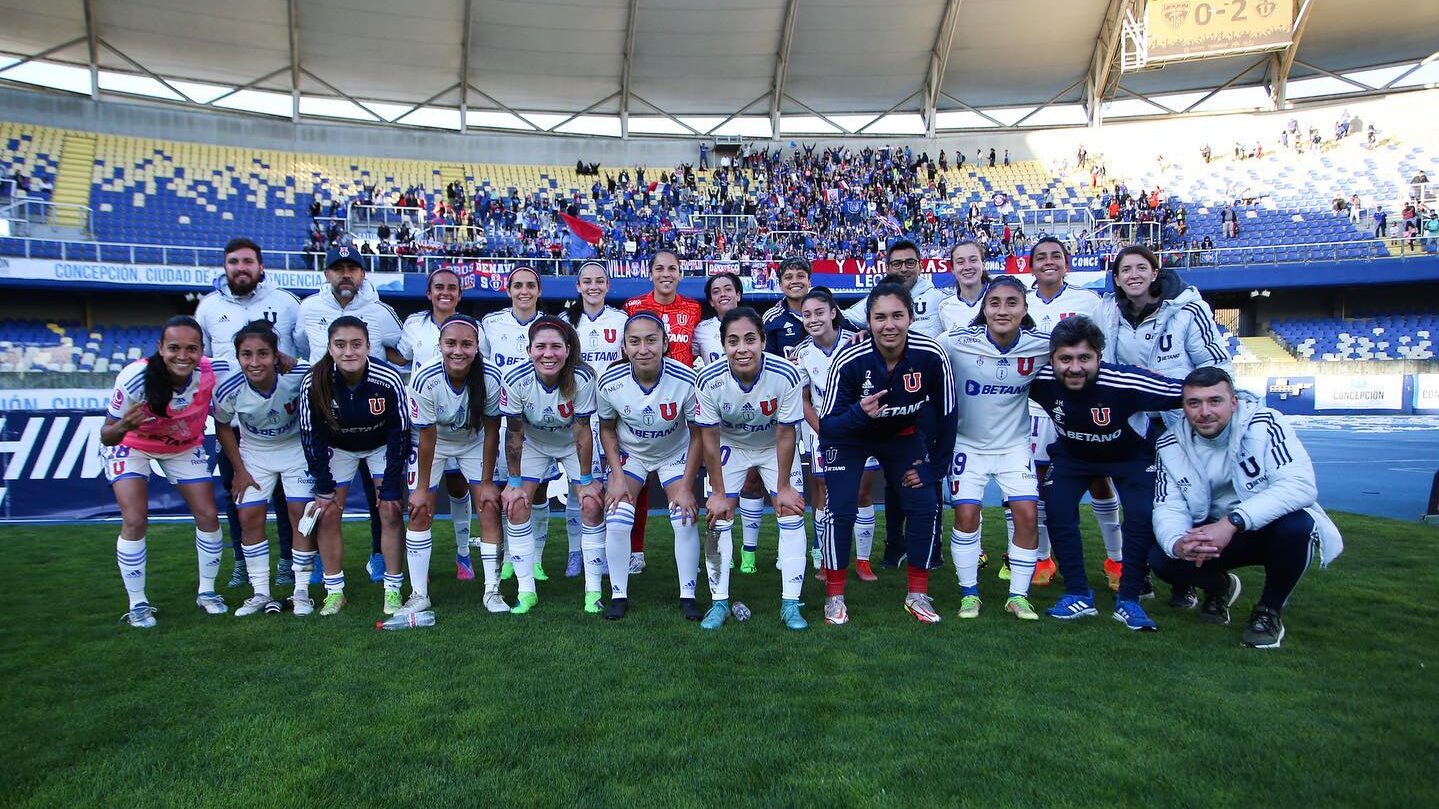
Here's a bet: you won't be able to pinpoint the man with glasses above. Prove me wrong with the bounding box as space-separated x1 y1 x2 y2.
843 239 947 338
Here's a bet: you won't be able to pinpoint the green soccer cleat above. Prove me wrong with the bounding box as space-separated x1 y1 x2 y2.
739 549 757 574
1005 595 1039 621
511 592 539 615
583 591 603 614
997 554 1012 581
500 561 515 581
701 599 729 630
780 598 807 630
533 563 549 582
383 589 403 616
958 594 982 619
319 592 346 616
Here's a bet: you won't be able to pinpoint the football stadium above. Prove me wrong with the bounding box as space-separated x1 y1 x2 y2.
1 0 1437 804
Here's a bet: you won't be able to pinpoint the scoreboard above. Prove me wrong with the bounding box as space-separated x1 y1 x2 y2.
1144 0 1294 62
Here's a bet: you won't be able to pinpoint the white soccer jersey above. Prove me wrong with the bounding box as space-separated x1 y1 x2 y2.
595 357 698 468
108 359 229 421
792 330 855 409
942 326 1051 452
573 306 628 373
1026 282 1103 333
212 364 310 449
500 361 598 458
694 354 805 454
399 311 491 367
938 290 984 332
694 316 723 367
481 308 540 372
408 357 504 455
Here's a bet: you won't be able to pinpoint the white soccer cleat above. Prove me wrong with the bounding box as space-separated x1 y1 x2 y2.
904 593 942 624
628 552 646 574
119 602 157 629
398 593 432 615
234 594 274 617
483 587 510 613
195 591 229 615
289 592 315 616
824 595 849 626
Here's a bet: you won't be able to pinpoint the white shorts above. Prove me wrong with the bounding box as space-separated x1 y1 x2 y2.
948 444 1038 506
719 444 803 497
101 443 211 485
619 446 690 487
237 442 313 506
1030 412 1056 466
329 445 390 490
491 423 561 485
520 443 601 484
408 446 487 492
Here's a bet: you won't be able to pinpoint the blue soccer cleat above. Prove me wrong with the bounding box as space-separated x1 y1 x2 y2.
1047 591 1098 620
367 553 385 583
780 598 807 630
701 600 729 630
1113 599 1158 631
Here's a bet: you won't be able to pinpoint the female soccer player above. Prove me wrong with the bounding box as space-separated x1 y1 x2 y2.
213 321 315 616
104 315 229 628
595 311 703 621
696 307 808 631
398 267 490 581
406 314 508 615
792 288 856 575
938 239 990 331
819 279 957 625
500 317 606 614
942 276 1051 621
300 316 411 617
694 271 743 366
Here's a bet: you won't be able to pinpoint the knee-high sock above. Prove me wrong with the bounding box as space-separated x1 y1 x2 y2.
290 549 315 597
855 504 876 561
450 493 472 556
706 519 734 600
738 496 764 552
672 514 701 599
195 528 223 593
951 527 982 589
581 520 606 593
406 528 432 598
479 543 500 587
531 506 550 568
505 519 537 595
777 515 807 601
1007 542 1038 597
323 570 345 595
566 497 583 554
812 508 829 553
1005 509 1015 544
117 536 147 608
606 503 636 598
242 538 271 599
1092 496 1122 561
383 571 403 593
1036 500 1051 561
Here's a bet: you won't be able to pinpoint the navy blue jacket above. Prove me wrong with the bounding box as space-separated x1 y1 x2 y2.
1028 362 1182 464
300 359 412 499
763 301 807 358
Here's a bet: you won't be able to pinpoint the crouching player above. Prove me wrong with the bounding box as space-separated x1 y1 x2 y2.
697 308 809 631
1150 367 1343 648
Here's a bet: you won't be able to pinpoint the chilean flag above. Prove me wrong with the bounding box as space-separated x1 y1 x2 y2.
559 212 604 245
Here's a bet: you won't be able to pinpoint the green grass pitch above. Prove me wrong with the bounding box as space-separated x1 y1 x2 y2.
2 509 1435 807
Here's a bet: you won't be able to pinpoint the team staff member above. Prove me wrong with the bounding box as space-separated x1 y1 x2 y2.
194 237 301 589
843 239 947 337
820 278 957 625
762 256 814 357
1150 367 1343 649
1028 317 1182 631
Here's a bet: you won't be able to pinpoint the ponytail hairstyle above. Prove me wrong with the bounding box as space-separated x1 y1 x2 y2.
567 260 610 327
970 275 1037 329
439 314 490 433
143 315 205 417
231 318 280 355
307 315 369 432
801 286 846 336
528 315 582 400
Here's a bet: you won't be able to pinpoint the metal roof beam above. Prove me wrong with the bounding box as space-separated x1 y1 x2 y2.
82 0 99 100
620 0 638 138
1180 56 1269 113
769 0 799 137
299 67 385 122
546 92 621 132
783 93 851 134
0 37 87 72
706 91 771 136
1084 0 1135 126
938 91 1006 128
460 0 472 131
1269 0 1315 108
1291 59 1378 93
1011 77 1085 127
631 93 701 135
98 39 196 104
922 0 963 137
287 0 301 122
854 89 920 134
466 83 541 130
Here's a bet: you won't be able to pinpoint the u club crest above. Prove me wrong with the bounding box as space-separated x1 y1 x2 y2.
368 397 387 416
659 401 678 420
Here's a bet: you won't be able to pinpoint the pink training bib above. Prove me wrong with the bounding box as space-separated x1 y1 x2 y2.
121 357 217 455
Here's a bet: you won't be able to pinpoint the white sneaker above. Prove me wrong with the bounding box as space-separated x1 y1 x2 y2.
119 602 157 629
904 593 942 624
398 593 432 615
483 587 510 613
290 592 314 616
195 591 228 615
628 551 646 574
235 594 274 617
824 595 848 625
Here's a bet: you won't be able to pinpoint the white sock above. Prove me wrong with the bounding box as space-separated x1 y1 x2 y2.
290 550 315 598
116 536 147 608
738 496 764 552
672 514 700 599
243 538 271 599
406 528 432 598
855 504 876 561
479 543 500 586
566 497 583 554
951 527 982 589
323 570 345 595
1005 509 1015 544
706 519 734 600
531 505 550 569
581 520 606 593
777 515 807 601
1036 500 1051 560
506 519 537 595
450 494 472 557
1093 496 1122 561
195 527 223 593
383 571 403 593
605 502 635 598
1007 542 1039 597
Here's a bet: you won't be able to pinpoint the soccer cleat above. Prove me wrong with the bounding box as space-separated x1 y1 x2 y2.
289 592 314 616
1199 573 1242 625
628 552 646 574
701 600 729 630
1046 591 1098 620
263 599 283 615
1103 558 1123 592
227 560 248 588
1005 595 1039 621
398 594 432 615
878 552 907 570
780 598 807 630
119 602 157 629
195 591 228 615
1139 576 1156 600
482 587 510 613
309 564 323 586
854 559 878 582
275 560 295 586
1170 585 1201 610
978 550 989 571
319 592 346 616
998 554 1012 581
499 561 515 581
739 549 757 574
1032 558 1057 586
904 593 942 623
1242 606 1285 649
1113 599 1158 631
824 595 849 625
367 553 385 583
583 591 603 614
235 594 274 617
455 554 475 581
958 593 982 619
679 597 702 621
604 597 629 620
510 592 539 615
383 589 403 616
565 551 584 578
533 563 549 582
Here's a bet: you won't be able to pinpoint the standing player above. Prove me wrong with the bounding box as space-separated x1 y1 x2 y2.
398 266 490 581
792 288 858 575
103 316 229 628
595 312 703 621
696 308 809 631
406 314 508 616
820 279 957 625
941 277 1050 621
212 321 314 615
299 316 412 617
844 239 948 337
937 240 990 331
763 256 813 357
694 271 743 366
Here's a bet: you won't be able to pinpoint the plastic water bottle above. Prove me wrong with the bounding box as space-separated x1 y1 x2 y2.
730 601 751 622
377 611 435 630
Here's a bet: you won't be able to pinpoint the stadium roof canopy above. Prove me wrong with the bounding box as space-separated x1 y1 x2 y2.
1 0 1436 138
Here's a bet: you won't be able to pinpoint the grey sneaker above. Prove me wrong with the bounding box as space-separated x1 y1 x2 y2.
824 595 848 625
1199 573 1242 625
234 594 274 617
482 587 510 613
119 602 157 629
196 591 229 615
398 593 432 615
1242 606 1285 649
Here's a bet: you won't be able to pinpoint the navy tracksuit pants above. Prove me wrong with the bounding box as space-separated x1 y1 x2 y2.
1149 510 1315 612
822 433 944 571
1042 452 1156 601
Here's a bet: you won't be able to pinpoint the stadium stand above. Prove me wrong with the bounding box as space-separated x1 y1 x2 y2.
0 319 159 373
1270 314 1437 361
